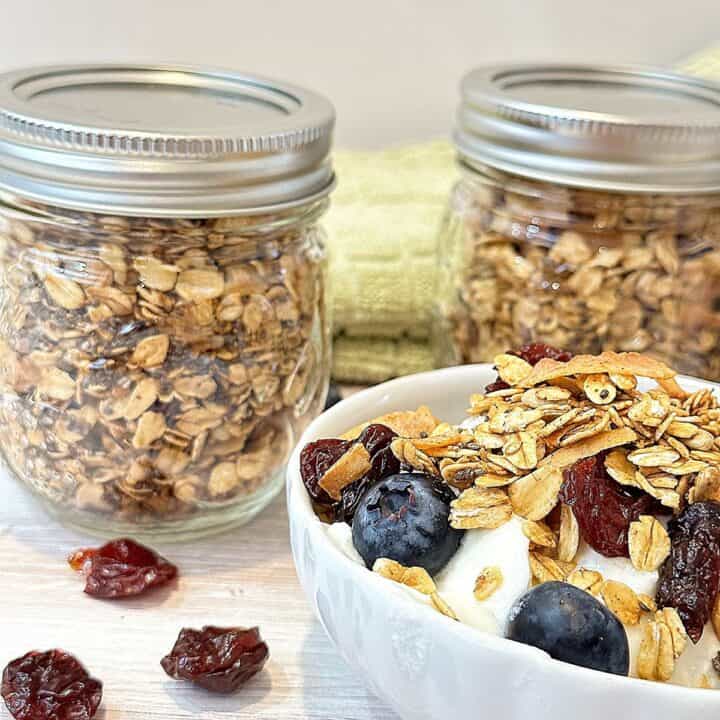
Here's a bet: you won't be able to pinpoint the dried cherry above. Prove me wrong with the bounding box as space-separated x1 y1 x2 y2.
161 626 269 693
68 538 178 598
656 501 720 643
300 438 351 505
301 424 400 523
1 650 102 720
559 454 660 558
512 343 573 366
485 343 572 392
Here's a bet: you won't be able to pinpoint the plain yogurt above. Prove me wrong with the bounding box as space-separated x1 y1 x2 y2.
326 516 720 688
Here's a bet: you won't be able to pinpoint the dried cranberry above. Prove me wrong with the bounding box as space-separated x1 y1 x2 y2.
300 438 352 505
512 343 573 366
161 626 269 693
656 501 720 643
68 538 178 599
485 343 572 392
335 424 400 523
559 454 659 558
357 423 397 456
2 650 102 720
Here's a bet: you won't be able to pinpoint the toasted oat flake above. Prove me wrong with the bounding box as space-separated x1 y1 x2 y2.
567 568 604 596
557 504 580 563
601 580 642 626
494 353 533 385
474 566 504 601
628 515 671 572
372 558 436 595
450 487 512 530
430 591 459 621
508 465 563 521
522 520 556 548
529 552 570 583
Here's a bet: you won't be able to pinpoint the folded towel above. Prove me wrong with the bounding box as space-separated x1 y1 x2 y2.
325 141 455 381
331 335 435 385
325 140 455 339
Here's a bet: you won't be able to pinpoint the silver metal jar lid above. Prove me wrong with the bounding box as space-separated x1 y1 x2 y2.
0 64 336 217
454 64 720 194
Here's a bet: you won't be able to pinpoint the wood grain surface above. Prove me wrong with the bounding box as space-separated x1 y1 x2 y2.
0 468 398 719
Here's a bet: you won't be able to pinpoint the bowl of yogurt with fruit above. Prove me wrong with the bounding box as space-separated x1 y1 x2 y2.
287 346 720 720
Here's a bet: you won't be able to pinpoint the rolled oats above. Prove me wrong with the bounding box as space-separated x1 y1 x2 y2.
566 567 604 596
474 566 504 601
522 520 557 549
0 201 328 529
449 487 513 530
637 609 688 682
557 504 580 563
600 580 642 626
438 171 720 381
628 515 671 572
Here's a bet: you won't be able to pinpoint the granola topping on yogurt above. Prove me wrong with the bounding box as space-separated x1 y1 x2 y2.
301 347 720 687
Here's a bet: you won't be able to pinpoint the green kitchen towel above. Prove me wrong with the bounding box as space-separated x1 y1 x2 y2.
325 140 455 382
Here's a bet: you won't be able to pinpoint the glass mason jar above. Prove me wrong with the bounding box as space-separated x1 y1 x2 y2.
436 65 720 378
0 64 335 538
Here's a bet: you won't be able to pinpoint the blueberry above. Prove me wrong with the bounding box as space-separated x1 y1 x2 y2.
507 581 629 676
351 473 463 576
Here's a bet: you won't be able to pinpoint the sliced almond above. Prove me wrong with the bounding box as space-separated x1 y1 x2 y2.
540 427 637 471
318 443 372 500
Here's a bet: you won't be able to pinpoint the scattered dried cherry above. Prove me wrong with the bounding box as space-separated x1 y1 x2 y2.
161 626 269 693
68 538 178 599
2 650 102 720
656 501 720 643
485 343 572 392
559 454 660 558
300 438 352 505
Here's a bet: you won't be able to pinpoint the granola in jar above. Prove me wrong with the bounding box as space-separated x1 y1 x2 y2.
0 64 335 536
435 64 720 378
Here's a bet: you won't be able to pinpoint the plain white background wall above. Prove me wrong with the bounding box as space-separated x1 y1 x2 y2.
2 0 720 148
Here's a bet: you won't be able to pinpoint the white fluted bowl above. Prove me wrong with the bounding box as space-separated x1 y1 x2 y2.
287 364 719 720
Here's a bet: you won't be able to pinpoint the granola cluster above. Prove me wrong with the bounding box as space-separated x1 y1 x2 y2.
312 350 720 685
438 171 720 380
0 201 329 529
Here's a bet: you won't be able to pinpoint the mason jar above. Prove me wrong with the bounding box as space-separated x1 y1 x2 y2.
435 65 720 379
0 64 335 538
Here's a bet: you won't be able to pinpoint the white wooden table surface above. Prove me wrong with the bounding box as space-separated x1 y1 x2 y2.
0 467 399 720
